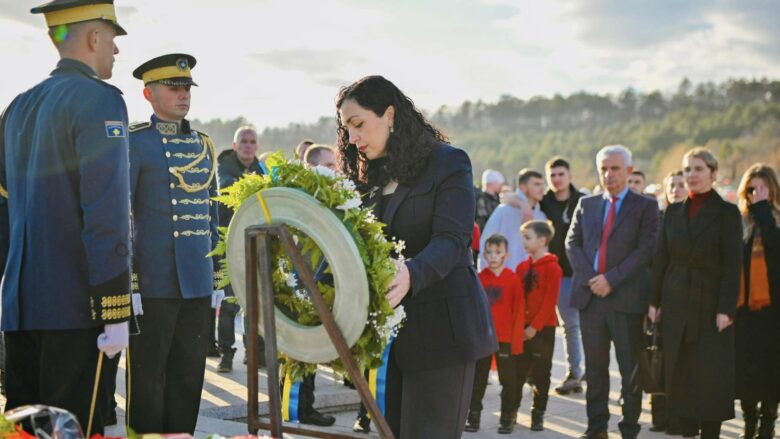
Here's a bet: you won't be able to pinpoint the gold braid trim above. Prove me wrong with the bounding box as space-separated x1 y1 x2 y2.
169 132 217 193
179 198 210 205
179 214 210 221
0 184 7 199
179 229 211 237
173 152 199 159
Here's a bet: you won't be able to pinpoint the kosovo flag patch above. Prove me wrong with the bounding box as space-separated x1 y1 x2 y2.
105 121 126 138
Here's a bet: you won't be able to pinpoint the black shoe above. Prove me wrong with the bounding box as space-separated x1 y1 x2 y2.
650 424 667 432
300 409 336 427
206 344 220 358
531 410 544 431
464 410 480 432
217 347 235 372
497 413 516 434
579 431 608 439
353 414 371 433
103 408 117 426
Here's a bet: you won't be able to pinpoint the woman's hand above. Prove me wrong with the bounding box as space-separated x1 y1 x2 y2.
716 313 733 332
387 260 411 308
648 305 661 323
752 185 769 203
524 326 537 340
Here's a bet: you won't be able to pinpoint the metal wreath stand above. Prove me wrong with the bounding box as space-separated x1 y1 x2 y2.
226 188 395 439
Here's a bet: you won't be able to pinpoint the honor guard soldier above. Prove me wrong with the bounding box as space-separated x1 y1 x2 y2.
126 53 223 434
0 0 131 434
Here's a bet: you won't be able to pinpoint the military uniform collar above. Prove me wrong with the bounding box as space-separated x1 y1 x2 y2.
151 114 192 135
53 58 100 80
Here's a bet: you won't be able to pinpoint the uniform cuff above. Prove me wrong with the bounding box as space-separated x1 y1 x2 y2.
90 270 132 323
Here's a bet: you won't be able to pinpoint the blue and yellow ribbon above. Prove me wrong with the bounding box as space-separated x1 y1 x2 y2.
368 337 394 417
282 371 302 422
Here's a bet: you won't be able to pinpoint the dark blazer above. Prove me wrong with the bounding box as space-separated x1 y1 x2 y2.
565 190 659 314
650 192 742 421
364 143 498 371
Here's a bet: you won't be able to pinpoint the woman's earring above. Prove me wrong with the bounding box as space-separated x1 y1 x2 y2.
389 126 394 134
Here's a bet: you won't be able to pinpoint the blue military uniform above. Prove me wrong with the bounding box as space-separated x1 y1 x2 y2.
129 115 220 298
0 1 130 434
125 53 220 434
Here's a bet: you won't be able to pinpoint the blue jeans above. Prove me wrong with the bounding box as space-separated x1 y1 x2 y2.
557 277 583 378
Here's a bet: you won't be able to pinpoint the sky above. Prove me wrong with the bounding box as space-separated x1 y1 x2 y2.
1 0 778 130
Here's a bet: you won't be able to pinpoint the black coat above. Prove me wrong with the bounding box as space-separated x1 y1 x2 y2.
364 144 498 371
735 200 780 401
650 192 743 421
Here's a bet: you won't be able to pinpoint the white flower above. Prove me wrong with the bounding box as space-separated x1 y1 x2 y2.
365 211 377 224
387 305 406 330
337 178 357 192
394 239 406 256
312 165 337 178
285 273 298 288
336 196 362 210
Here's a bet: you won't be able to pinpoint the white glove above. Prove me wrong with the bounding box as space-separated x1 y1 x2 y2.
97 322 129 359
132 293 144 316
211 290 225 308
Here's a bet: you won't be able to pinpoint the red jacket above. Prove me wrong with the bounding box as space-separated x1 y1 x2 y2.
479 267 525 354
515 254 562 330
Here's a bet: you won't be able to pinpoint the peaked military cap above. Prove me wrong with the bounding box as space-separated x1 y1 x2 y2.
133 54 198 86
31 0 127 36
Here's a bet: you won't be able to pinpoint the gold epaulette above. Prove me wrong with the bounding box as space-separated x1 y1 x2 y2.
129 121 152 133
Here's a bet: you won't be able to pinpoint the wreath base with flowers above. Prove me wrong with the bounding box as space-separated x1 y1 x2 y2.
211 152 404 381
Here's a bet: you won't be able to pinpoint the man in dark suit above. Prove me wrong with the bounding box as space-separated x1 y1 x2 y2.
565 145 659 439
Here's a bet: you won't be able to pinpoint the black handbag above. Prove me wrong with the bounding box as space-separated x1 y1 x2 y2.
631 319 665 394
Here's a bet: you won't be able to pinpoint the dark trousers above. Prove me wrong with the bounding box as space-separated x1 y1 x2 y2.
127 297 210 434
515 326 556 412
469 343 516 415
218 295 265 365
217 301 240 351
580 297 644 437
384 346 475 438
103 353 120 418
4 328 105 435
679 417 721 438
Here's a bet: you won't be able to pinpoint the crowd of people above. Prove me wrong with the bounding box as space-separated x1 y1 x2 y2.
469 147 780 439
0 2 778 439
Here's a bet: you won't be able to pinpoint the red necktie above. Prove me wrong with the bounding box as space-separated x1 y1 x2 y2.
597 196 618 273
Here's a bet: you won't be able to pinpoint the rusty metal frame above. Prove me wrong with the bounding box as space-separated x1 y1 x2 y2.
245 224 396 439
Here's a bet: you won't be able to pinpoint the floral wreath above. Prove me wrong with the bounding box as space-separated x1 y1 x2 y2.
211 152 405 381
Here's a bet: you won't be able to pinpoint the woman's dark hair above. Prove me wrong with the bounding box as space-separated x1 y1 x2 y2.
335 75 448 188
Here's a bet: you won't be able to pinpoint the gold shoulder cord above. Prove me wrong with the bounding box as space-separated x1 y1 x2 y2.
0 185 7 199
169 132 218 193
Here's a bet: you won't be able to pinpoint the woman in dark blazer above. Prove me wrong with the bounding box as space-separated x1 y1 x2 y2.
649 147 743 439
735 163 780 439
336 75 497 438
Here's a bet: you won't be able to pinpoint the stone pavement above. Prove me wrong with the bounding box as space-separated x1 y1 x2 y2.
1 322 767 438
99 322 760 438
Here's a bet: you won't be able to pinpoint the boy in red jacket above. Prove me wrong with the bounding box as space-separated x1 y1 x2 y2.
464 234 525 433
514 220 562 433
